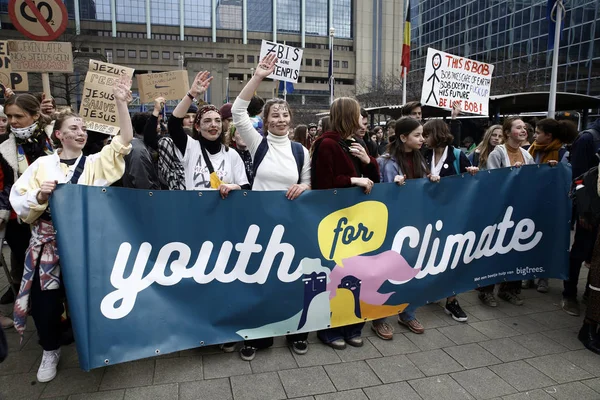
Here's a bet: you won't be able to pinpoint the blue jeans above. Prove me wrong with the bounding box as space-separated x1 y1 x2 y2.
399 308 416 322
318 323 365 343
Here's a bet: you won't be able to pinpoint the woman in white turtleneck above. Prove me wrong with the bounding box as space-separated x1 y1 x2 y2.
231 53 311 361
232 53 311 195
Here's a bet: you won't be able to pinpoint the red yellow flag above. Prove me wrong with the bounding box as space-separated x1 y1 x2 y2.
401 1 411 76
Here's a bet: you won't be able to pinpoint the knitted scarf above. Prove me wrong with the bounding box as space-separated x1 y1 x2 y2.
528 139 563 164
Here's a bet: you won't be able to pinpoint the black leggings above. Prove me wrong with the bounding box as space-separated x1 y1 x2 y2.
30 268 64 351
5 219 31 283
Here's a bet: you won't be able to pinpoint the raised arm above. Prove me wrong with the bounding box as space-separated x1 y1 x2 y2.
169 71 213 155
143 97 164 150
114 76 134 147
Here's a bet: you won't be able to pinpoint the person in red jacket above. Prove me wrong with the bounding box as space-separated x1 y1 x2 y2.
310 97 380 349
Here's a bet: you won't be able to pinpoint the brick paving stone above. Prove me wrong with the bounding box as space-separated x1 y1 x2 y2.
40 367 104 398
69 390 125 400
99 359 155 390
470 320 520 339
450 367 518 399
540 328 585 351
231 372 286 400
438 325 489 345
323 360 381 390
479 338 536 362
462 305 509 321
250 347 298 374
179 378 233 400
0 372 48 400
413 311 450 329
0 349 40 376
561 350 600 377
408 374 474 400
365 354 424 383
406 349 464 376
508 333 568 356
581 377 600 392
202 353 252 379
292 343 342 368
528 311 582 330
489 361 556 391
542 382 600 400
333 338 382 362
404 329 455 351
367 334 420 356
123 383 178 400
443 343 502 369
278 366 336 398
363 382 422 400
314 389 368 400
501 389 555 400
525 354 593 383
154 355 203 384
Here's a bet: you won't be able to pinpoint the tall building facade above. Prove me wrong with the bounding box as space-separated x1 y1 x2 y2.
408 0 600 117
0 0 403 109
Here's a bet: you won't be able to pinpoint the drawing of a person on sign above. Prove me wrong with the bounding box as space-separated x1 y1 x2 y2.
426 53 442 105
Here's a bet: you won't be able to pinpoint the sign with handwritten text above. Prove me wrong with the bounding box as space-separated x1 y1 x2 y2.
0 41 28 91
79 60 135 135
7 40 73 73
420 48 494 116
137 70 189 103
259 40 303 83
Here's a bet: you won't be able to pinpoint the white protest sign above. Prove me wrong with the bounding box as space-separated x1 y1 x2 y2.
259 40 303 84
0 41 28 92
420 48 494 116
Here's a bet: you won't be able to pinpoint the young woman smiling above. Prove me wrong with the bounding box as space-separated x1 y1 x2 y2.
376 117 440 336
230 54 311 360
468 124 503 170
9 77 134 383
479 117 534 307
168 71 249 195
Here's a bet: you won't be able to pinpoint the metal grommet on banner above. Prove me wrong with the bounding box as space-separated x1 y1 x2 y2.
155 349 160 354
533 275 537 279
510 167 513 171
364 318 368 321
243 192 247 196
333 190 337 195
426 300 430 304
149 192 153 197
104 359 110 365
102 188 107 193
327 324 331 328
198 192 202 196
286 331 290 334
462 174 465 178
244 336 248 339
199 341 205 346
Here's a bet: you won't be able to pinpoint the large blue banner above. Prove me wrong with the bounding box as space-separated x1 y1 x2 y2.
51 164 571 371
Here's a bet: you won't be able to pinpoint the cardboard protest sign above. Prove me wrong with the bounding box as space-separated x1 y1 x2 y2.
137 70 189 103
7 40 73 73
0 41 28 91
259 40 303 83
420 48 494 116
80 60 135 135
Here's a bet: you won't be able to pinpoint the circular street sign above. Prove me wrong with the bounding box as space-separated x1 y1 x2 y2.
8 0 68 41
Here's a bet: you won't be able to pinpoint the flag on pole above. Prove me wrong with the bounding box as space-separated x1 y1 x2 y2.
279 81 294 94
401 0 411 76
547 0 564 50
328 45 334 99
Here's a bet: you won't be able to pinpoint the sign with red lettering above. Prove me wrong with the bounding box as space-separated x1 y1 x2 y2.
8 0 68 42
420 48 494 116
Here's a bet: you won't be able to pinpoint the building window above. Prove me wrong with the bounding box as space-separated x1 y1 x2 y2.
151 51 159 59
162 51 171 59
247 55 255 64
332 0 353 38
185 52 192 58
216 0 242 30
306 0 328 36
216 54 224 58
140 50 148 59
80 0 110 20
128 50 136 58
205 53 213 58
195 53 203 57
116 49 125 58
184 0 211 28
93 48 102 54
116 0 145 23
227 54 235 60
277 0 300 34
306 59 313 66
151 0 180 26
315 59 322 67
248 0 273 32
334 60 340 68
342 61 349 68
237 54 245 63
174 52 182 61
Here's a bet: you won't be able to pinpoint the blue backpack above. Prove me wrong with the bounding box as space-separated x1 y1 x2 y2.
452 147 462 174
252 138 304 187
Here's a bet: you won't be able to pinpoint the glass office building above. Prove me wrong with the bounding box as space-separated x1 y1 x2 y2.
408 0 600 108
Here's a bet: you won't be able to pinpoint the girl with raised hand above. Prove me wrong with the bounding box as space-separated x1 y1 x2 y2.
230 53 311 360
310 96 380 350
9 76 134 384
168 71 249 196
468 124 503 170
376 117 439 337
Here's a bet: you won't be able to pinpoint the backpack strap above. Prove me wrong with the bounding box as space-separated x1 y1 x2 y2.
472 151 480 168
252 137 269 179
68 156 87 184
452 147 462 174
290 141 305 184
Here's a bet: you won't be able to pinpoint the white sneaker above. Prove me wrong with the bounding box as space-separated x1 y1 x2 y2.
0 313 13 329
37 349 61 382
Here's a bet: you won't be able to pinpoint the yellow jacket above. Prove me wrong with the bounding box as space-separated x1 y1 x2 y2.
9 136 131 224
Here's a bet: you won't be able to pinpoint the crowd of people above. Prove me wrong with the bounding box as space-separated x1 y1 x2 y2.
0 55 599 383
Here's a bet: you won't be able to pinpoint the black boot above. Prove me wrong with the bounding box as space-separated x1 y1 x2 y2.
578 321 600 354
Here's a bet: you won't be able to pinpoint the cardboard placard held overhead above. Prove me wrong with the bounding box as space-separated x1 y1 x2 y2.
259 40 303 83
7 40 73 73
79 60 135 136
0 41 28 91
137 70 190 103
420 48 494 116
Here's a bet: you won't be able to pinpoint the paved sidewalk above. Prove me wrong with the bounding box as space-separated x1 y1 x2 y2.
1 267 599 400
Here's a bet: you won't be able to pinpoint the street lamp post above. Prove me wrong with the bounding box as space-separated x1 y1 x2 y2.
329 27 335 105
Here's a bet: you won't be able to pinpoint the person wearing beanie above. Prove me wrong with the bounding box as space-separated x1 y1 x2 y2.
183 103 198 128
